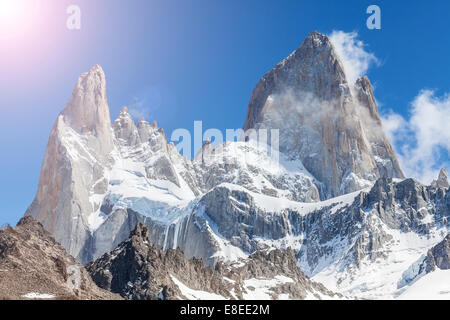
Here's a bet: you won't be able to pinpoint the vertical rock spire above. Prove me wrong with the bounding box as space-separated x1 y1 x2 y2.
62 64 114 154
242 31 403 198
431 168 449 189
26 65 115 261
113 106 140 146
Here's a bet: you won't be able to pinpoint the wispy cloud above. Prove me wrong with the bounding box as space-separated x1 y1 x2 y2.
128 96 150 120
381 90 450 183
329 30 379 85
126 85 164 121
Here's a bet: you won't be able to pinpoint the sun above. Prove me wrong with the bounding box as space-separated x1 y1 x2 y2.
0 0 24 25
0 0 35 39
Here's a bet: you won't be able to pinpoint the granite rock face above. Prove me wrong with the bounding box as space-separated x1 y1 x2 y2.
0 216 120 300
243 31 403 198
87 223 337 300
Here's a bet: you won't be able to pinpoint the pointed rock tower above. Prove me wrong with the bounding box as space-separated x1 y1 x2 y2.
26 65 115 261
431 168 449 189
243 31 403 197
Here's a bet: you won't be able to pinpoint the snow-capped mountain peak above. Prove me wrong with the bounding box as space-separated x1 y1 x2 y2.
25 31 450 300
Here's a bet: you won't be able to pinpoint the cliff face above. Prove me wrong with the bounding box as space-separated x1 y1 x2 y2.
243 31 403 198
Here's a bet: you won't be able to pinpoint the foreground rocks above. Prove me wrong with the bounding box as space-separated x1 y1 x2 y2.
87 224 337 300
0 216 120 300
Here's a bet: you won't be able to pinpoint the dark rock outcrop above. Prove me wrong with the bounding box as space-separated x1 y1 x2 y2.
87 223 337 300
425 234 450 272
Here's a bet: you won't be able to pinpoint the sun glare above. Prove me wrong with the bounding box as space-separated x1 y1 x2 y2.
0 0 35 39
0 0 23 25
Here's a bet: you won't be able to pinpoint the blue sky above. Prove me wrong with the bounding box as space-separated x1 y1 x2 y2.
1 0 450 225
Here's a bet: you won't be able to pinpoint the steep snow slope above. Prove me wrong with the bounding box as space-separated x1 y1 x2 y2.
398 269 450 300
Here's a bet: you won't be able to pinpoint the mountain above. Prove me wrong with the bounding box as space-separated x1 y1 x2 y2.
87 223 337 300
25 62 323 265
25 65 199 263
243 31 403 198
26 65 117 262
0 216 120 299
24 31 450 299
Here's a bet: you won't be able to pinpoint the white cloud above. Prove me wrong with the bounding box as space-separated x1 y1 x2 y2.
329 30 379 85
329 31 449 184
381 90 450 183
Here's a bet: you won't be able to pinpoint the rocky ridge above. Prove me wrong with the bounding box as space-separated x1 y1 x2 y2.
87 223 337 300
0 216 120 300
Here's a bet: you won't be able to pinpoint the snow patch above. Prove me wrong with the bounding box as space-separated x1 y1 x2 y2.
170 275 226 300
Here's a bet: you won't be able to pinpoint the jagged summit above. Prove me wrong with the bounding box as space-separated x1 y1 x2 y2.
280 31 334 65
432 168 449 189
113 106 140 146
303 30 333 48
244 31 347 132
62 64 111 134
242 31 403 197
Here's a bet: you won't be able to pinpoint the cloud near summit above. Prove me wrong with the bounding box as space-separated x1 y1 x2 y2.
328 30 379 85
382 90 450 184
328 31 449 183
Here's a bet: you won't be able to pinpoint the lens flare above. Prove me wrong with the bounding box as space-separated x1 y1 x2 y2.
0 0 36 39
